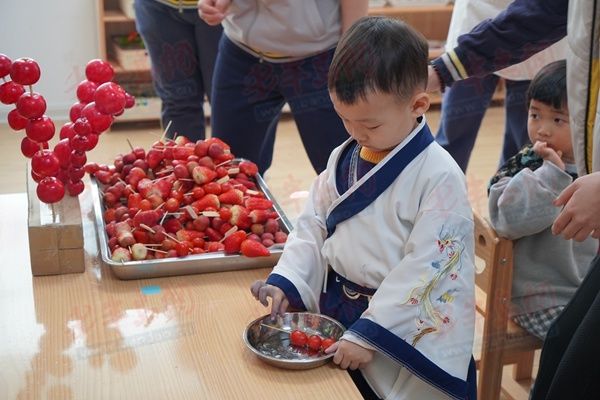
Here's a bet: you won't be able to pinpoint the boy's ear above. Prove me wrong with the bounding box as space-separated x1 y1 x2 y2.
411 92 430 117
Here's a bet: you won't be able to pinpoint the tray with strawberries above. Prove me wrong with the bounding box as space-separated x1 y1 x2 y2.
89 136 293 279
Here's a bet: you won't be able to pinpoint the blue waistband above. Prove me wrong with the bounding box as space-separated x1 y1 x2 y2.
331 269 377 297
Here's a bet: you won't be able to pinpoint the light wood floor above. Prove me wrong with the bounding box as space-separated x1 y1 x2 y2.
0 106 536 399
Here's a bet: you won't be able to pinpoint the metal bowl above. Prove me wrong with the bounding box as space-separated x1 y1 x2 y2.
243 312 346 370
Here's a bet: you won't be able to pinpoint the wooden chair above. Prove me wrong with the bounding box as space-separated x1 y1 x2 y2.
473 211 543 400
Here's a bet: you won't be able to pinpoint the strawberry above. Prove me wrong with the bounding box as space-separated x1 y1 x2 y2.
192 193 220 211
153 177 174 198
133 209 160 228
219 189 244 205
219 207 232 221
205 227 223 242
192 165 218 185
136 178 153 198
176 229 204 242
173 144 194 160
238 160 258 176
194 140 209 157
203 181 222 195
240 239 270 257
229 205 252 229
223 230 247 254
163 218 182 234
206 137 230 150
249 209 270 224
245 197 273 211
133 229 150 244
146 148 164 169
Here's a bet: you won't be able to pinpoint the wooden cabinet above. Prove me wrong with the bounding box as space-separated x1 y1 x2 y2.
368 4 453 60
97 0 160 123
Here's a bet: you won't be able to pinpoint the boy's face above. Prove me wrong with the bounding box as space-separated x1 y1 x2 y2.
527 99 574 162
330 90 427 152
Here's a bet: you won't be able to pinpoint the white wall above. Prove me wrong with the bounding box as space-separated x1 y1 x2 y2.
0 1 99 121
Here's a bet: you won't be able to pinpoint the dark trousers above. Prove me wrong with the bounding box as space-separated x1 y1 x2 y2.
134 0 222 141
531 254 600 399
210 36 348 174
435 74 530 172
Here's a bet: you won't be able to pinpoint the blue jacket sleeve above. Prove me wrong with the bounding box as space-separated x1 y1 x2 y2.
431 0 567 86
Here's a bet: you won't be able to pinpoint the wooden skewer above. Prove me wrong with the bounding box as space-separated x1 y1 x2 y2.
126 138 134 151
219 225 239 243
139 223 156 234
216 159 233 168
164 232 182 244
260 323 290 334
160 120 173 143
184 205 198 220
159 211 168 225
146 247 168 254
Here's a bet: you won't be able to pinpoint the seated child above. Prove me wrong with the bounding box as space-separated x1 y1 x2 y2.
251 16 476 400
488 60 597 339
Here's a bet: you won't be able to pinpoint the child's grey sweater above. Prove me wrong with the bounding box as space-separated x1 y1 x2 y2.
488 161 597 317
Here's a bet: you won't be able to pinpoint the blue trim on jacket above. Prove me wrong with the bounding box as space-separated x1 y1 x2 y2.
325 123 434 238
349 318 476 400
265 273 307 311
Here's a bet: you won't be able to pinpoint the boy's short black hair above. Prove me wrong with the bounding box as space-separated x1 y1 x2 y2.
328 16 429 104
527 60 567 110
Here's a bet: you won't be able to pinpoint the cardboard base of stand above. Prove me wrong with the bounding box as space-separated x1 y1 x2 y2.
26 165 85 276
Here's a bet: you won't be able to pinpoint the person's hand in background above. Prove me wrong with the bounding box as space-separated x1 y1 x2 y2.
198 0 231 25
552 171 600 241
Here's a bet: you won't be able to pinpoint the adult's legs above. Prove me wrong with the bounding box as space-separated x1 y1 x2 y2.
499 79 530 165
435 74 499 172
283 49 348 174
134 0 220 140
210 36 284 172
192 15 222 103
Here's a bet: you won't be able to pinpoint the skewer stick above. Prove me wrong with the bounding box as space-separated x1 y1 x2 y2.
164 232 182 244
159 211 168 225
160 120 173 143
184 205 198 220
216 159 234 168
219 225 238 242
139 223 156 234
260 323 290 334
145 247 168 254
126 138 134 151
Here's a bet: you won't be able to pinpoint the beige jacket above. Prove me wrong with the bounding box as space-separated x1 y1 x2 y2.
567 0 600 175
222 0 341 61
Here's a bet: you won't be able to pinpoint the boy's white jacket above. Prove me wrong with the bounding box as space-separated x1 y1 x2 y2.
270 119 476 399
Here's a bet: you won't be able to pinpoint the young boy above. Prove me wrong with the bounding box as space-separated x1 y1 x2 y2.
251 17 476 400
488 60 597 339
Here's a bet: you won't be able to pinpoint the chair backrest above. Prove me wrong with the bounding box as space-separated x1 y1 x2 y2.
473 210 542 400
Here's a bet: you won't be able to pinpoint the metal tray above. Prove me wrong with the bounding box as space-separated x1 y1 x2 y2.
90 164 293 280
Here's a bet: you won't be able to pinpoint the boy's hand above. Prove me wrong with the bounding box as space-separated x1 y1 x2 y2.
250 280 289 319
325 339 374 370
197 0 231 25
533 141 565 170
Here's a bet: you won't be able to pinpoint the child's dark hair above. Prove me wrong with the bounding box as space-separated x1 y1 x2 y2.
527 60 567 109
328 16 428 104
